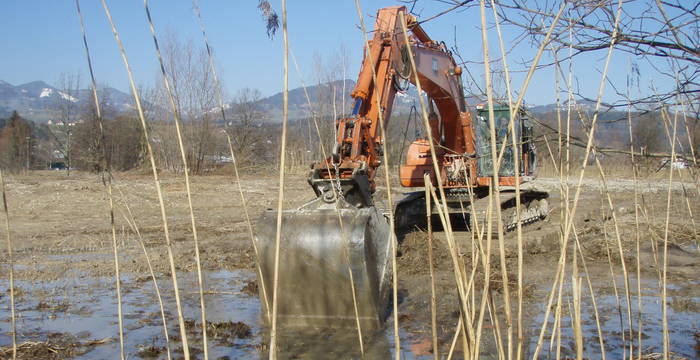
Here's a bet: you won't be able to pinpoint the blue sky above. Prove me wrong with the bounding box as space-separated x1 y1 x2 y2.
0 1 673 106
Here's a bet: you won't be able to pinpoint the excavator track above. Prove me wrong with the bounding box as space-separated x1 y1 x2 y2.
395 189 550 235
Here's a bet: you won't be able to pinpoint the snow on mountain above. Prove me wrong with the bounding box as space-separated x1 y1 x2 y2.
58 91 78 103
39 88 53 98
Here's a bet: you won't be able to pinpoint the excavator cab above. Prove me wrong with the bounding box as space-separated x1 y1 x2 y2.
474 104 537 178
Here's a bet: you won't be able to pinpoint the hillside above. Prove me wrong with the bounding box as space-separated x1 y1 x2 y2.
0 80 133 121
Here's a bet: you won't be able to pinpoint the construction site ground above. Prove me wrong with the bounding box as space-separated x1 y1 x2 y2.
0 170 698 359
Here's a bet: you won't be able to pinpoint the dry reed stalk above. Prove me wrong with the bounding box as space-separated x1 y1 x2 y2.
288 49 366 355
659 106 679 360
538 132 571 360
478 2 514 356
486 1 527 356
551 239 567 360
572 273 583 360
99 1 190 358
144 2 210 356
571 226 584 360
454 190 479 329
563 29 582 358
268 0 288 357
396 11 475 357
0 169 17 360
224 134 270 319
573 229 607 359
109 176 125 360
626 61 644 359
598 188 627 358
426 181 475 357
353 2 403 356
486 291 506 360
462 168 485 331
118 203 172 360
593 153 635 359
424 175 439 360
468 185 495 359
452 195 474 316
552 49 566 360
74 1 124 357
465 197 478 327
346 266 365 358
447 316 463 360
530 242 570 359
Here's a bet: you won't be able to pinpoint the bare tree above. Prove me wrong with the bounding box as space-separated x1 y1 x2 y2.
309 47 352 155
229 88 266 164
51 73 81 176
492 0 699 109
72 87 145 172
631 109 664 154
0 111 32 173
152 33 221 175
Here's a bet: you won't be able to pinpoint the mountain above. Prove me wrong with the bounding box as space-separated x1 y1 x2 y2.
252 79 422 121
3 77 603 124
0 80 133 121
529 99 615 114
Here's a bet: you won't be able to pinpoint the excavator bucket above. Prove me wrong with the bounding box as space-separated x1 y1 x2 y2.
255 198 393 329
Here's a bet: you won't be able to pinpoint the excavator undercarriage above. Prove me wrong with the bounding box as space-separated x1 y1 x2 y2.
394 188 550 234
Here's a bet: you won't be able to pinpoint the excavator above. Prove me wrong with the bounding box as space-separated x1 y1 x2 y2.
255 6 548 329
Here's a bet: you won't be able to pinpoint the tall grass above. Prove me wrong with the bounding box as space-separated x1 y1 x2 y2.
659 106 679 360
424 175 439 360
268 0 289 357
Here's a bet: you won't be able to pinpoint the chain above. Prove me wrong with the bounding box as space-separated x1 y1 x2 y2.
332 161 343 198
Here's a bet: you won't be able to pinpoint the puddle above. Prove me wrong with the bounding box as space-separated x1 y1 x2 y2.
1 267 698 359
0 269 261 359
527 276 700 359
0 268 426 359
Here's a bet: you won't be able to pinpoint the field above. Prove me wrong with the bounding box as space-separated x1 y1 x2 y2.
0 169 698 359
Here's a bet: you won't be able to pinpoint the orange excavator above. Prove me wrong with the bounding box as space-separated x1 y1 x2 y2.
256 6 548 329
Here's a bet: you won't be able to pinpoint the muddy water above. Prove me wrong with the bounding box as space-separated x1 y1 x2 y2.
527 276 700 359
1 266 699 359
0 268 261 359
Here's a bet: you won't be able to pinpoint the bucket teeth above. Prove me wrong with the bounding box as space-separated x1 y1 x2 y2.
255 198 393 329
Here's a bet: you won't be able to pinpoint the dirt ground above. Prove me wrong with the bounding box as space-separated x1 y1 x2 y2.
0 170 699 359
